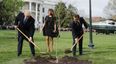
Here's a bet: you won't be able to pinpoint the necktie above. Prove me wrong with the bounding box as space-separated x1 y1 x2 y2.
23 17 27 24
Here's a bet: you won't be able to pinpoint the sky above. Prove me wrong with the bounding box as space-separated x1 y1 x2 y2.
48 0 109 17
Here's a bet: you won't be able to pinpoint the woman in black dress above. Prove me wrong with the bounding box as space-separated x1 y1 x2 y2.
43 9 57 52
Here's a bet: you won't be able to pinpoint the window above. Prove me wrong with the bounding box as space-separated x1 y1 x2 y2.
37 4 40 11
42 17 45 23
42 8 45 13
37 13 39 21
31 12 36 19
31 2 36 11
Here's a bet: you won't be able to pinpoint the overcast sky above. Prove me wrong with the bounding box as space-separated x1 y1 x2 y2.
49 0 109 17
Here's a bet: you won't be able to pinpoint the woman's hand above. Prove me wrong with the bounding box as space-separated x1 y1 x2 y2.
53 29 56 32
14 25 18 29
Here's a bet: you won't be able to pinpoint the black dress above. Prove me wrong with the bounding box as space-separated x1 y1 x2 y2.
43 15 56 37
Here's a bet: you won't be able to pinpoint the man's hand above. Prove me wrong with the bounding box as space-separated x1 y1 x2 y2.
29 37 32 42
75 38 78 43
53 29 56 33
14 25 17 29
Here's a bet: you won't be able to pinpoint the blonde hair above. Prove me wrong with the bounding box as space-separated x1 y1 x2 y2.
24 10 31 16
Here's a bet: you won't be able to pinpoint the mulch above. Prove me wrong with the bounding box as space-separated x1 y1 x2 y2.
24 55 92 64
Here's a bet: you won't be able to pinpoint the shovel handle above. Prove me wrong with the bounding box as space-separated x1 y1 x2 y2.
16 27 39 50
71 34 83 51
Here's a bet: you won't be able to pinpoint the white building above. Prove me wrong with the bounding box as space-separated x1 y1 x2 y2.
22 0 56 28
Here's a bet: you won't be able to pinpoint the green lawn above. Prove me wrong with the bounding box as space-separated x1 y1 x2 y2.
0 30 116 64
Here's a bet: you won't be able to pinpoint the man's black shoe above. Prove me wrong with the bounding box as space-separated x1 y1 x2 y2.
79 53 85 55
32 54 35 57
18 53 21 57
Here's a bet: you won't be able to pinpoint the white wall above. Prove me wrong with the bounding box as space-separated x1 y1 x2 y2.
22 0 56 28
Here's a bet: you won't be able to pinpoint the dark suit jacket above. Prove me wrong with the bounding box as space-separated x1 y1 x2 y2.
15 12 35 37
70 17 88 38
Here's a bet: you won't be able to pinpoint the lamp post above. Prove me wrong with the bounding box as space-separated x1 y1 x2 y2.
88 0 94 48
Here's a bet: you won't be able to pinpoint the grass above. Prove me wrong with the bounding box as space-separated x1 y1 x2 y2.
0 30 116 64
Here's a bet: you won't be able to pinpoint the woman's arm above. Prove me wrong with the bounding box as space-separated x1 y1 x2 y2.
53 23 56 32
40 16 47 32
53 17 57 32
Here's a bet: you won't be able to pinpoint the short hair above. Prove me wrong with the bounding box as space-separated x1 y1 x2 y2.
74 14 80 18
48 9 54 12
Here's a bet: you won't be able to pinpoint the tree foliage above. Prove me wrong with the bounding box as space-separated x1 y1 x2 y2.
0 0 23 25
54 2 78 28
104 0 116 19
54 2 67 27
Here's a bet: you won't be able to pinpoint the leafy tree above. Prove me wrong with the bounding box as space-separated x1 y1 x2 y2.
104 0 116 19
62 4 78 28
0 0 23 25
54 2 78 28
54 2 67 27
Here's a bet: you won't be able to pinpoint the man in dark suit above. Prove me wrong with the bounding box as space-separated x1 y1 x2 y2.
70 15 88 56
14 10 35 56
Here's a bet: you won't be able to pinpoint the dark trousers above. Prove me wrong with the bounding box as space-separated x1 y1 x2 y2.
17 32 35 56
72 34 83 56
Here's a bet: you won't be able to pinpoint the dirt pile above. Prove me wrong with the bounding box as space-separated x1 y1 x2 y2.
24 56 92 64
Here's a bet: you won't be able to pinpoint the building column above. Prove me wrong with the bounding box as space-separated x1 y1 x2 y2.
39 4 43 24
39 4 44 29
35 3 38 28
29 2 32 11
